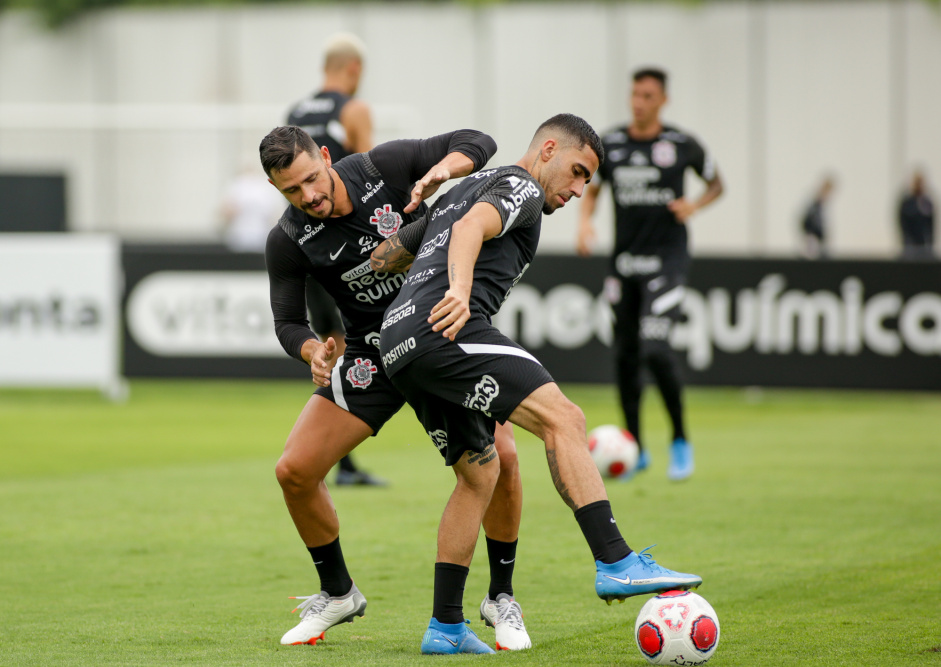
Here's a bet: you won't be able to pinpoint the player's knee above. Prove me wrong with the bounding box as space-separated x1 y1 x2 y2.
275 451 323 492
493 430 519 473
545 398 586 440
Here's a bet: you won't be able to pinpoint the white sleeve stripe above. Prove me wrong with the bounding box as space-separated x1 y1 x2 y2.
495 205 522 238
458 343 542 365
330 354 349 411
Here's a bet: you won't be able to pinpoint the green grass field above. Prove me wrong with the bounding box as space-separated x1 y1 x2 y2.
1 381 939 666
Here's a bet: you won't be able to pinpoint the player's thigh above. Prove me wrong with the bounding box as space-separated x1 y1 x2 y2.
610 276 642 351
451 441 500 491
282 394 374 477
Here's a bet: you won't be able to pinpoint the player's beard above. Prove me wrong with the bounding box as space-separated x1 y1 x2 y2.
303 175 336 219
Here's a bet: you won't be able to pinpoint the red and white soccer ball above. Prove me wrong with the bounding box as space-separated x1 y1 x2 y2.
587 425 639 478
635 590 720 665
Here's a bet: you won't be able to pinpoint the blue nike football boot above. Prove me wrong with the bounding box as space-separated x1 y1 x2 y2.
595 546 702 603
668 438 694 481
420 618 495 654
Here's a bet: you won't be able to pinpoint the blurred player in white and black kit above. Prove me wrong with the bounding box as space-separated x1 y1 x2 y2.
375 114 702 655
285 33 381 485
578 67 723 481
260 126 534 651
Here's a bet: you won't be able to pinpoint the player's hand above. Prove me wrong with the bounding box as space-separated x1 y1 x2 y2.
405 165 451 213
309 337 338 387
429 289 471 341
576 221 595 257
668 198 697 223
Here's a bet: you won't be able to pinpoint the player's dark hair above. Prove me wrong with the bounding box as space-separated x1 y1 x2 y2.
633 67 668 91
533 113 604 164
259 126 320 177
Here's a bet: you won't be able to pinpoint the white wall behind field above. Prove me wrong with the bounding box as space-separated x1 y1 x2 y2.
1 1 940 257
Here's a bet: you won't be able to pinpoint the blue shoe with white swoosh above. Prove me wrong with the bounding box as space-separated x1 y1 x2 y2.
595 546 701 603
420 618 495 654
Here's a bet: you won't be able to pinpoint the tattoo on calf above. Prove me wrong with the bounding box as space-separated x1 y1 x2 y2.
546 449 575 509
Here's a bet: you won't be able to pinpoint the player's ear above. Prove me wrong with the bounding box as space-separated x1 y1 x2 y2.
541 139 557 162
321 145 332 168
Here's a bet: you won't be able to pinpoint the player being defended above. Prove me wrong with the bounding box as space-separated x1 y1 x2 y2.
261 126 532 650
375 114 702 655
577 67 724 481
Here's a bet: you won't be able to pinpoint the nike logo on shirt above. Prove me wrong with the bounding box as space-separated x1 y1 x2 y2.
329 243 347 260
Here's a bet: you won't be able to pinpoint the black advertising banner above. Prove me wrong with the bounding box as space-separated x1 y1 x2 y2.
494 256 941 390
122 244 302 378
122 245 941 390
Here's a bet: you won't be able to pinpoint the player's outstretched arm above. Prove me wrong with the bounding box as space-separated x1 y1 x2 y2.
429 203 503 341
370 234 414 273
405 152 477 214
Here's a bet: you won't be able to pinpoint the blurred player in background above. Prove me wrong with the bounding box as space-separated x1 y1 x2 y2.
261 126 532 651
898 169 935 260
286 32 381 486
577 67 723 482
800 175 835 260
376 114 702 655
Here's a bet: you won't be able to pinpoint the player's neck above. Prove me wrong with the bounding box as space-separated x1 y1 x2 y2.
329 169 353 217
628 121 662 142
321 74 355 97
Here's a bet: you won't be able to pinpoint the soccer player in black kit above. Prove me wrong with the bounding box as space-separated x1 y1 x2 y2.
261 126 532 650
285 32 381 486
577 68 724 481
375 114 702 655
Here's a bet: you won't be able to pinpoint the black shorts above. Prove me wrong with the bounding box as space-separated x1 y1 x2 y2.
314 342 405 435
608 264 687 352
389 328 554 465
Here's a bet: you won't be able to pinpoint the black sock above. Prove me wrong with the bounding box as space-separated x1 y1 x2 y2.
432 562 469 625
574 500 632 564
338 454 358 473
486 537 517 599
307 537 353 597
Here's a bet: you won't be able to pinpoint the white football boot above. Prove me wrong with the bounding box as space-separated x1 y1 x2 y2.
480 593 532 650
280 583 367 645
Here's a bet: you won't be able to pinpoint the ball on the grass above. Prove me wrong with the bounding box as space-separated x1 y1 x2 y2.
587 424 639 478
635 590 720 665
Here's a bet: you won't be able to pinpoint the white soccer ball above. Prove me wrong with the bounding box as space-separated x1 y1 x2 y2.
587 425 639 478
635 590 720 665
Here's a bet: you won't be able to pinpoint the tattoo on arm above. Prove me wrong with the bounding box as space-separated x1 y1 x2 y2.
466 443 497 467
546 449 575 510
450 262 457 283
371 235 414 273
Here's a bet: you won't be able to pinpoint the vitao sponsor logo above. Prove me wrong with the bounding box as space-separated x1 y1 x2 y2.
342 260 406 304
127 271 283 356
416 229 449 260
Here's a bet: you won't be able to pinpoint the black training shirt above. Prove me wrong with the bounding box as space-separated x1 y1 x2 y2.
266 130 497 362
379 165 545 375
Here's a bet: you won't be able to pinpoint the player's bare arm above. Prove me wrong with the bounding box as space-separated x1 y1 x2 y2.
428 202 503 341
340 99 373 154
576 181 602 256
301 336 338 387
405 151 481 214
370 234 414 273
668 171 724 223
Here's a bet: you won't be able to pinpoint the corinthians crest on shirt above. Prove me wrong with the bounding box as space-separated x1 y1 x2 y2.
369 204 403 238
346 357 378 389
